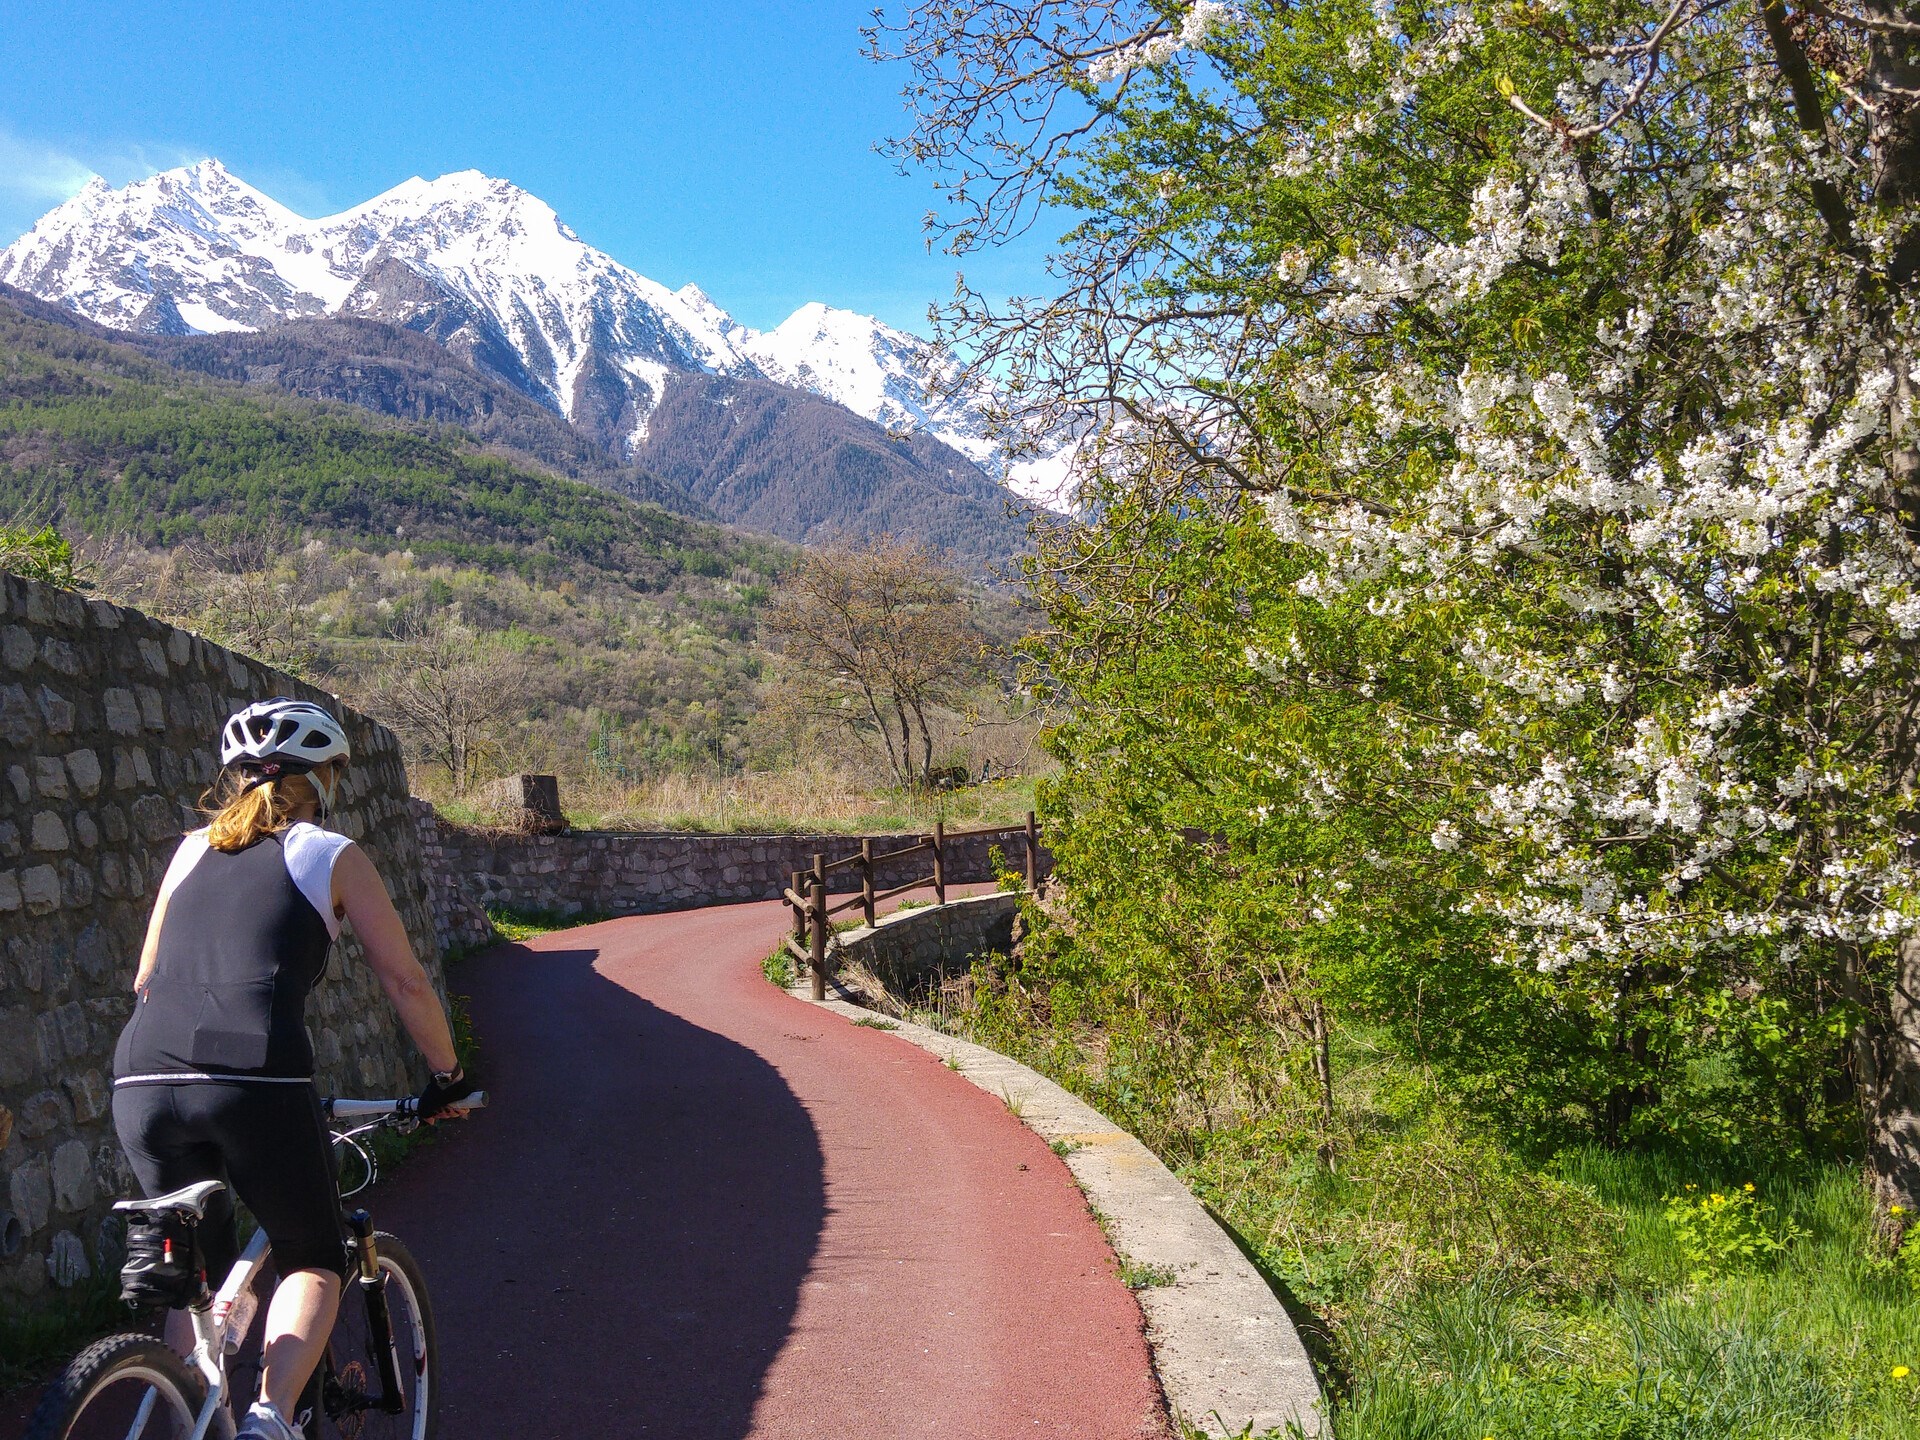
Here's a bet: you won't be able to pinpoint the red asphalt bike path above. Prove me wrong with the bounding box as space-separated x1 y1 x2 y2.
359 897 1170 1439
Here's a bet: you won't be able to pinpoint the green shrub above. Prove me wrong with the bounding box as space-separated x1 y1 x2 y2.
1663 1183 1806 1285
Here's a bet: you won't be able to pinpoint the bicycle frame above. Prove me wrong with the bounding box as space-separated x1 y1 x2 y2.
155 1092 479 1440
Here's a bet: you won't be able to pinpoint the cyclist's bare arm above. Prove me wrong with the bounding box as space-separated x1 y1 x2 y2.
132 891 170 994
331 843 460 1075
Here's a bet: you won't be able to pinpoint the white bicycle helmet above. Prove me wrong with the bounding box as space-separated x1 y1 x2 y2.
220 699 351 772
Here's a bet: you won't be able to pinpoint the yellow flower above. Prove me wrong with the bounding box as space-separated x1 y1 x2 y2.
1743 1182 1755 1193
1711 1193 1725 1203
1894 1365 1911 1380
1894 1204 1907 1216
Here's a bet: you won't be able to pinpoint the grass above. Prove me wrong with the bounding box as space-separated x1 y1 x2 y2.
485 904 607 942
763 945 797 989
1119 1258 1178 1291
851 1016 899 1030
950 1006 1920 1440
0 1267 129 1392
437 765 1040 836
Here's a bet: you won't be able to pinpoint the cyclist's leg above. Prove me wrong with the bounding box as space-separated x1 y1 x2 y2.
208 1084 348 1418
111 1081 240 1355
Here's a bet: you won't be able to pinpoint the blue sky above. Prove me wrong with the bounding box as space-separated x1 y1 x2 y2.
0 1 1053 334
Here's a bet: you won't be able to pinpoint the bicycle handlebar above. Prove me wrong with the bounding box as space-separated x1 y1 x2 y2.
329 1093 489 1121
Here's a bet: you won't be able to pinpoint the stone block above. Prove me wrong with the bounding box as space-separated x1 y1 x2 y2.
0 871 18 913
16 1089 70 1140
37 685 74 733
0 819 18 857
31 754 67 798
0 1007 35 1086
61 859 94 908
136 685 165 730
0 683 33 746
31 812 69 851
72 813 98 849
65 748 101 795
51 1141 94 1212
87 597 123 629
0 1103 11 1153
138 638 169 676
20 864 59 913
9 1158 51 1233
64 1070 110 1125
131 794 177 842
47 1229 90 1287
5 764 27 804
0 624 33 670
167 629 191 666
102 688 140 735
73 925 114 983
52 1002 89 1059
100 804 128 842
39 638 80 677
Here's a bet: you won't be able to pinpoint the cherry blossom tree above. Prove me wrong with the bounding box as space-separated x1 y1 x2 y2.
873 0 1920 1215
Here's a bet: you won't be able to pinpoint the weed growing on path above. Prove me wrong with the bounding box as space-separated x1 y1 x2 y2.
1118 1259 1178 1291
850 1015 899 1030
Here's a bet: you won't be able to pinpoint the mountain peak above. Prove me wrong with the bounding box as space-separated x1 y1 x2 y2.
0 163 1069 504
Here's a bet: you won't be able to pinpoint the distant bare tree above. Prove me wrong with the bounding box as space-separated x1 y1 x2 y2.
370 614 529 794
765 536 986 787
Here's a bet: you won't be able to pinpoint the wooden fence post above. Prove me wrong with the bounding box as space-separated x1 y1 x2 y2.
932 821 946 906
1025 810 1038 890
810 853 828 1001
861 838 875 926
809 876 828 1003
790 869 806 950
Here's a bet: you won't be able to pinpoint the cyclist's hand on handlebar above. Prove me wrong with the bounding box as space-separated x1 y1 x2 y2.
415 1064 483 1121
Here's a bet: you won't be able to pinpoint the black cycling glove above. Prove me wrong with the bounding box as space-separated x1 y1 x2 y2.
414 1065 481 1120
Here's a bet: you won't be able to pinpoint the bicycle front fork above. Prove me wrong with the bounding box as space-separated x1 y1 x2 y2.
346 1210 407 1416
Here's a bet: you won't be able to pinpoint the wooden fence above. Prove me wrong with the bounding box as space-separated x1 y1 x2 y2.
779 813 1042 1001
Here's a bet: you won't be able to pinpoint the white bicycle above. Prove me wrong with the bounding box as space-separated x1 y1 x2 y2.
25 1094 483 1440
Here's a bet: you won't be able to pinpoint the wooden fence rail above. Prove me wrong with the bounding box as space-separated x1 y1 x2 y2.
780 812 1043 1001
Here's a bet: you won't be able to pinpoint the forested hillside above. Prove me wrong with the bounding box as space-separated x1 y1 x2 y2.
0 281 1036 572
0 296 757 584
0 293 790 773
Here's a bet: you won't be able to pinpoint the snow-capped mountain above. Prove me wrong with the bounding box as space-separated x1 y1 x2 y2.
0 161 1072 504
743 303 1073 505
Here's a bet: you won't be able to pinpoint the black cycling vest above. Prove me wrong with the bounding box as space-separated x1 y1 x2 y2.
113 834 334 1080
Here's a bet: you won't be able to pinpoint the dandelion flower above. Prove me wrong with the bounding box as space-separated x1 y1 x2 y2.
1894 1365 1911 1380
1743 1182 1755 1193
1893 1204 1907 1216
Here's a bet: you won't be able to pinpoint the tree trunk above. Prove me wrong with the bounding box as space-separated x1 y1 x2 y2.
1310 999 1336 1168
1867 16 1920 1224
1866 938 1920 1222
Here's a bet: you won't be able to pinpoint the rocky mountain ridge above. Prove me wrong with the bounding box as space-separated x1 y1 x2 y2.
0 161 1073 507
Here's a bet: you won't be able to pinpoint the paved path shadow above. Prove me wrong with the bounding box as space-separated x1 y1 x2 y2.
6 895 1168 1440
366 939 824 1438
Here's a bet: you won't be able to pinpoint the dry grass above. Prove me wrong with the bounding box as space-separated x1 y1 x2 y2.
426 761 1043 836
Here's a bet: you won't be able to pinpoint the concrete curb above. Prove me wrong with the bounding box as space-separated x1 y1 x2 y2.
791 980 1324 1438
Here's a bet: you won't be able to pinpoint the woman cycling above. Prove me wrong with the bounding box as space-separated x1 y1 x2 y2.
111 698 476 1440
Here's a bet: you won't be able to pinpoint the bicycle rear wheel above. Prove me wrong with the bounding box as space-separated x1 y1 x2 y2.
25 1332 207 1440
313 1231 436 1440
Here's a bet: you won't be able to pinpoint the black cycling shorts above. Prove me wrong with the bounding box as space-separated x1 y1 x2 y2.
113 1081 349 1281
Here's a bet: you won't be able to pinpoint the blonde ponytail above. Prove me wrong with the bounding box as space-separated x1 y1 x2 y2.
202 769 323 852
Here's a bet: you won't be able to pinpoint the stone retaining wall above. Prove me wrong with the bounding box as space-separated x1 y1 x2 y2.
423 817 1045 921
0 573 446 1311
826 893 1021 1016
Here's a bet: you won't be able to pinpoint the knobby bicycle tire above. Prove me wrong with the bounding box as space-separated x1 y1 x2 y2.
313 1230 437 1440
25 1332 207 1440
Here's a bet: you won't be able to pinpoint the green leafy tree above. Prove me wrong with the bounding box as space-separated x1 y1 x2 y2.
875 0 1920 1206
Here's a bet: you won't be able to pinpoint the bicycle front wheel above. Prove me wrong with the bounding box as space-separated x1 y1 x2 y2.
25 1332 207 1440
315 1230 437 1440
